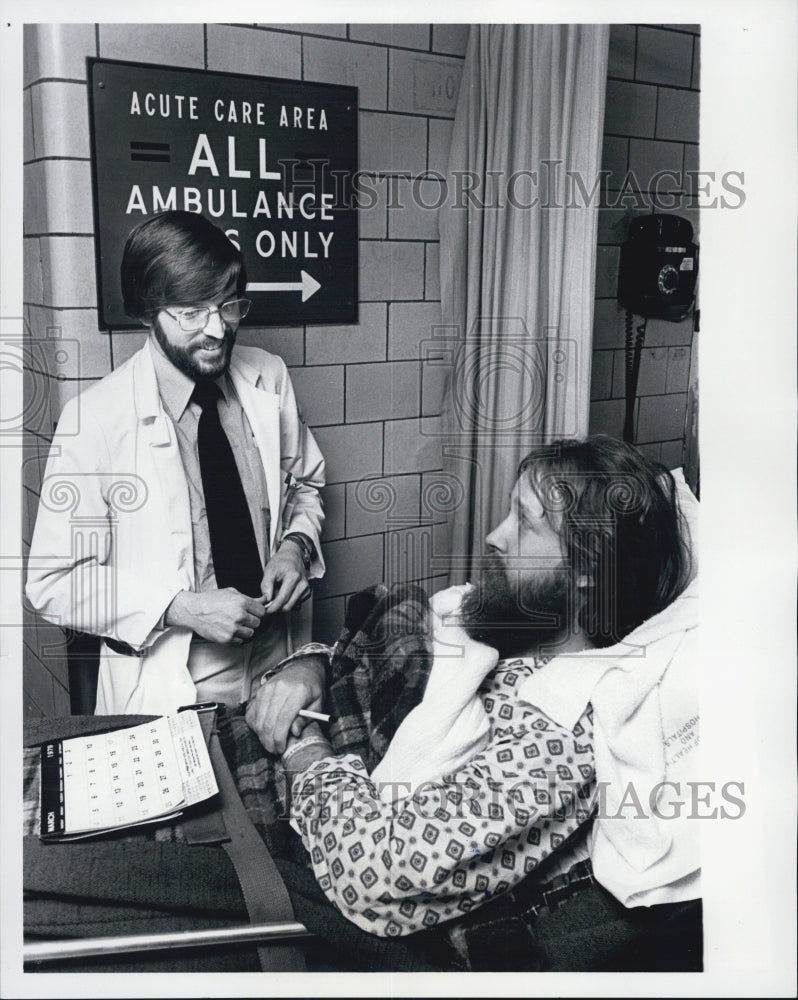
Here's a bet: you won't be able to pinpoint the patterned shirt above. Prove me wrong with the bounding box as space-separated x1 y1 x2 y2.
291 657 596 937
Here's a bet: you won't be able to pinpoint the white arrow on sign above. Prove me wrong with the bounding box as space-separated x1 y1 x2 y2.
247 271 321 303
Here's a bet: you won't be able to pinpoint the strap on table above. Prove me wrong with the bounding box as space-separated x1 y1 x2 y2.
185 706 307 972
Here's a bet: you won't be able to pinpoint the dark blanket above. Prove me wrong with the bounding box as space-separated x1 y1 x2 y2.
23 583 702 973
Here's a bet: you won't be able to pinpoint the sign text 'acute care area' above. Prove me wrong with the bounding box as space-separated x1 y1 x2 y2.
88 58 358 328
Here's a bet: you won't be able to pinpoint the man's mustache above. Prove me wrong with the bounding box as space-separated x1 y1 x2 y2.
195 329 235 352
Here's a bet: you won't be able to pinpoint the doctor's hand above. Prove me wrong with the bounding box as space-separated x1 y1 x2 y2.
245 655 326 755
260 540 310 614
164 588 266 645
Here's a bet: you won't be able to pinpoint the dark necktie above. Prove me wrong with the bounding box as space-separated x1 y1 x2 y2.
191 380 263 597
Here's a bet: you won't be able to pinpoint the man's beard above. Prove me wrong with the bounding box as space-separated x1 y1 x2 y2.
460 553 574 659
153 316 236 382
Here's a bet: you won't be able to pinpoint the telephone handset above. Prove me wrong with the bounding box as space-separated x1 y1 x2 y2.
616 214 699 443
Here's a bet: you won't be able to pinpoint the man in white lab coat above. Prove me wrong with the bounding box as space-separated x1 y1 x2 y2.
26 211 326 741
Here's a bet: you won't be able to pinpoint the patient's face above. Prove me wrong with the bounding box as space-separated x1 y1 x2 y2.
460 475 574 658
484 475 565 567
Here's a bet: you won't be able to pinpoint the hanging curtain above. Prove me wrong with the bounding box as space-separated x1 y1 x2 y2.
439 23 609 583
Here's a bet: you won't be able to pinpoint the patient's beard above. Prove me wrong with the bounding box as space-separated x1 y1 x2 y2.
460 553 573 659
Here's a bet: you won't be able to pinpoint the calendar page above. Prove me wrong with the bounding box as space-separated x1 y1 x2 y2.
39 711 218 840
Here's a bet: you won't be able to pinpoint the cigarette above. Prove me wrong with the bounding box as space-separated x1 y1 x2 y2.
298 709 331 723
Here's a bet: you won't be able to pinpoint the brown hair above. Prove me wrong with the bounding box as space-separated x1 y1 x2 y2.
120 211 246 319
518 435 690 646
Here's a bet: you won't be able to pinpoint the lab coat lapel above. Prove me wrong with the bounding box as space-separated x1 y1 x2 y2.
229 354 281 553
132 342 194 588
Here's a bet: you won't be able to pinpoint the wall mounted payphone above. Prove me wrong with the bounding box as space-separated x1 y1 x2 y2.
617 214 699 444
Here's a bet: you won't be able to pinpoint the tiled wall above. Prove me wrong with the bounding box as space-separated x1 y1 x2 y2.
22 22 470 715
589 24 700 468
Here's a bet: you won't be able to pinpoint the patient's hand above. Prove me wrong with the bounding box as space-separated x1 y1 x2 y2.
246 655 326 755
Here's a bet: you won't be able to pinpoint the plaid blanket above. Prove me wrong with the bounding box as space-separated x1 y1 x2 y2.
220 582 433 851
23 583 702 972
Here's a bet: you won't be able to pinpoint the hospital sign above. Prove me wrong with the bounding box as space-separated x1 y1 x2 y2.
88 58 358 328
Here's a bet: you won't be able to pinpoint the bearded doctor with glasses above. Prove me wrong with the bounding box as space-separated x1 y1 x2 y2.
27 211 326 738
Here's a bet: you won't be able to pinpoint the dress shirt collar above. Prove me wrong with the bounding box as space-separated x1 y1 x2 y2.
149 335 231 422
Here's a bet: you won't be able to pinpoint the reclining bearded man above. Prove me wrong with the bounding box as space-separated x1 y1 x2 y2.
244 434 701 968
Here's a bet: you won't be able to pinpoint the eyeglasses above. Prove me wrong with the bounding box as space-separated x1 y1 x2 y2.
162 298 252 333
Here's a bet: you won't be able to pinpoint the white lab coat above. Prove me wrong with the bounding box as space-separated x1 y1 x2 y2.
26 340 326 716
